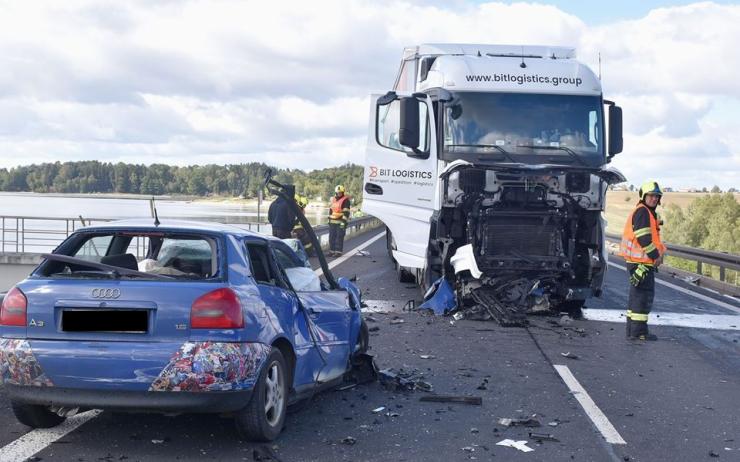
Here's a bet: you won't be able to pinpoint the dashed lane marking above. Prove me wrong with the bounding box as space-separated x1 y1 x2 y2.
583 309 740 331
315 231 386 276
553 365 627 445
0 410 102 462
607 261 740 315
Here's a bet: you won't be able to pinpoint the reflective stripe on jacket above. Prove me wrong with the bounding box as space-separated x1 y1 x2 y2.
620 203 666 264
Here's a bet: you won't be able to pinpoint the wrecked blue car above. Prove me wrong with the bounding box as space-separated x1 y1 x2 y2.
0 220 368 441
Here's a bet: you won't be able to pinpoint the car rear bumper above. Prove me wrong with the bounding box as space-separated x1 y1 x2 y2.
4 383 253 413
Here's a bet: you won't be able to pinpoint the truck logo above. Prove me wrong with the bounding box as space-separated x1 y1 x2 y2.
92 288 121 299
369 166 378 178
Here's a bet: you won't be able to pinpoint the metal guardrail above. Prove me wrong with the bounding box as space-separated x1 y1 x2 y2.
606 232 740 296
0 214 380 256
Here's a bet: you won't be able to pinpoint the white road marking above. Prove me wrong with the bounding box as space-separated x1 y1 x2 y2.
608 261 740 315
315 231 386 276
583 308 740 331
553 365 626 445
0 410 102 462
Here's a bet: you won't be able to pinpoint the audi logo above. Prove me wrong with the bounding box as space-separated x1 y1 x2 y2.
91 288 121 299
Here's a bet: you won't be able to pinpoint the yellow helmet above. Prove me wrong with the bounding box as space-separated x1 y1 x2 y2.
335 184 345 194
639 180 663 201
294 194 308 208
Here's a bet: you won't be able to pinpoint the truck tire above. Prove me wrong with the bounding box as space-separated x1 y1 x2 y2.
11 401 66 428
397 263 416 283
354 319 370 355
235 349 288 442
386 227 396 262
559 300 585 319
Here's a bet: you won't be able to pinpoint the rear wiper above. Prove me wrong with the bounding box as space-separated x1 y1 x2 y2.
446 144 519 164
41 254 174 281
516 144 587 166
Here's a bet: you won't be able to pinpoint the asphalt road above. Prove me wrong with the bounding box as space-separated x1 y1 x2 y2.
1 228 739 462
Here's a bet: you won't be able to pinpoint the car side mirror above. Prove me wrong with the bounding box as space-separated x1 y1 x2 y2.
608 104 623 158
399 97 420 150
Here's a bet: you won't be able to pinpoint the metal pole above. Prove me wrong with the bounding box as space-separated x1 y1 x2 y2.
257 189 262 232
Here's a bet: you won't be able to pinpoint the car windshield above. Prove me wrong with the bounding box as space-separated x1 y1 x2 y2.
442 92 604 166
38 231 219 280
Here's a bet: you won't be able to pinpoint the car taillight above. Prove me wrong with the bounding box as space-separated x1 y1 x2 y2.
1 286 27 327
190 288 244 329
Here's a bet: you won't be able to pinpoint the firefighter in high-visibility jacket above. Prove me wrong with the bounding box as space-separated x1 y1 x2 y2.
292 195 313 256
619 180 667 341
328 185 351 257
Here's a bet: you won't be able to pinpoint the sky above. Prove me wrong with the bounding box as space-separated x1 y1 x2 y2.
0 0 738 190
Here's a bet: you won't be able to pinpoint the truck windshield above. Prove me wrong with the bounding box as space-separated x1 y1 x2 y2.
442 92 604 166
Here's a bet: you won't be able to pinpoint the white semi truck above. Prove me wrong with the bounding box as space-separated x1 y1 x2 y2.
363 44 626 324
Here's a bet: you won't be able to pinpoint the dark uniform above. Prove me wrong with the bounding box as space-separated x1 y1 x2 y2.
292 195 313 256
619 181 666 341
268 185 297 239
328 185 350 256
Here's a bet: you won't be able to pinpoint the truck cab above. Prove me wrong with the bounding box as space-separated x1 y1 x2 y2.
363 44 626 323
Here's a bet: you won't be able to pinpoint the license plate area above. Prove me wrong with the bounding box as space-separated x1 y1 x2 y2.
62 309 149 334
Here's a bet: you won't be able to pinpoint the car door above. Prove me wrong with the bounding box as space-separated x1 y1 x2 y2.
270 243 351 385
362 92 438 269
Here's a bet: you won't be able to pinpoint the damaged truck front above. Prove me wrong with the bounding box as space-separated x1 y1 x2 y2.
363 44 626 324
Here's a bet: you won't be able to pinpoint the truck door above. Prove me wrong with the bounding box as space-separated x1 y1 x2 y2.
363 93 437 270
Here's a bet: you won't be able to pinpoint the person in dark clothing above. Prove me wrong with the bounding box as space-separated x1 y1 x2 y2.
328 185 351 256
619 180 666 341
292 195 313 256
268 184 296 239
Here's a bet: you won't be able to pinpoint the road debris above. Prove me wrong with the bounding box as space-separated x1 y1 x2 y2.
378 368 432 392
529 432 559 442
476 378 489 390
547 421 560 427
496 439 534 453
355 250 370 257
420 395 482 405
341 436 357 445
368 326 380 332
419 354 436 359
461 446 475 453
390 317 405 325
498 417 541 427
372 406 386 413
252 445 283 461
560 352 579 360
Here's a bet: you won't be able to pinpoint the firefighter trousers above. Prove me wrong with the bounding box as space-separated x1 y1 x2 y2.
626 263 655 338
329 222 346 252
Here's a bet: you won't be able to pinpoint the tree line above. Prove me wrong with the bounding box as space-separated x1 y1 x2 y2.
0 161 365 202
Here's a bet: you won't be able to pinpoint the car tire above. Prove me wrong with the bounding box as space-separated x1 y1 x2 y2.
355 319 370 355
235 349 288 442
559 300 585 319
11 401 66 429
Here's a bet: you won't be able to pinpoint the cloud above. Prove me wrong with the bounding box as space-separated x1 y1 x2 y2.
0 0 737 188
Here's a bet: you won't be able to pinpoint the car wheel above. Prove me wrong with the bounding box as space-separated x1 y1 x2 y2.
354 319 369 355
11 401 66 428
559 300 585 319
235 349 288 442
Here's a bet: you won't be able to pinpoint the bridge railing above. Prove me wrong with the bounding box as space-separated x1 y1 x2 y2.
606 232 740 297
0 214 380 256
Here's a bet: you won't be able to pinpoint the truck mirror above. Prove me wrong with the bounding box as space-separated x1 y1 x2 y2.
608 105 623 157
399 97 420 150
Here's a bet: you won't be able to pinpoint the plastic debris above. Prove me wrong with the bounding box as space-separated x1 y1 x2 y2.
356 250 370 257
420 395 482 405
498 417 541 427
419 277 457 315
560 352 579 360
390 318 405 325
529 432 559 442
452 312 465 321
372 406 386 413
547 421 560 427
462 447 475 453
151 439 165 444
378 368 432 392
419 355 436 359
496 439 534 453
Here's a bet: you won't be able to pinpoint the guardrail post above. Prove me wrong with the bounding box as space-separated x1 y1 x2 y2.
719 266 725 282
697 261 703 275
15 218 19 253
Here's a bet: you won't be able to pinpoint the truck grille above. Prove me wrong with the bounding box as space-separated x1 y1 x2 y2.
481 216 559 257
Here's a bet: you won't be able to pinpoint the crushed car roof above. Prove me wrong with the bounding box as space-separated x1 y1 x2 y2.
77 219 271 238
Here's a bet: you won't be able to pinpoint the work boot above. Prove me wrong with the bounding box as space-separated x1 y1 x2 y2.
632 333 658 341
625 319 632 339
334 251 343 257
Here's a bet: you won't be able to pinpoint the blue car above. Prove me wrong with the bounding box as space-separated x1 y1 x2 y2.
0 220 368 441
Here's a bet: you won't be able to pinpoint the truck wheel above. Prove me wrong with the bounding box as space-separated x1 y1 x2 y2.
386 227 396 262
397 264 416 283
11 401 66 428
235 349 288 442
559 300 585 319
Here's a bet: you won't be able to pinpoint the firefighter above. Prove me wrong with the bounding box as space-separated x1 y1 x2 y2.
268 184 297 239
292 195 313 256
328 185 351 257
620 180 667 341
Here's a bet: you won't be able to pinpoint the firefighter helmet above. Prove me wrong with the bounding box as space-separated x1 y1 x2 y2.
639 180 663 201
335 184 345 194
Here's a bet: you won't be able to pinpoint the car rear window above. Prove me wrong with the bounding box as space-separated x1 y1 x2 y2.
39 231 220 281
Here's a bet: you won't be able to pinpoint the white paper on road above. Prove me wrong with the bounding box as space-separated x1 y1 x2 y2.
583 309 740 331
495 439 534 452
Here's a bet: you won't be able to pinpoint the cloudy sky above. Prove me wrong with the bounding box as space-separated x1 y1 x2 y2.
0 0 738 189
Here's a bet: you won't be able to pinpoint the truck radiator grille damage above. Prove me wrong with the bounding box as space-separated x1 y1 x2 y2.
422 164 623 325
